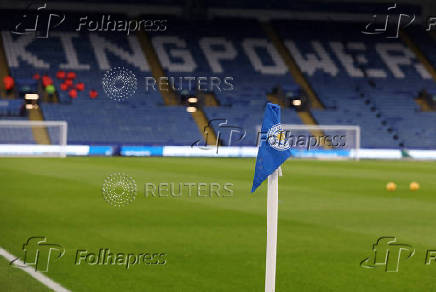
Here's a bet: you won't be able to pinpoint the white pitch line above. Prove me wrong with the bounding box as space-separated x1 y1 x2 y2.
0 247 71 292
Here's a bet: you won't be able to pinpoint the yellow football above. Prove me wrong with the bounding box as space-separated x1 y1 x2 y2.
386 182 397 192
409 182 420 191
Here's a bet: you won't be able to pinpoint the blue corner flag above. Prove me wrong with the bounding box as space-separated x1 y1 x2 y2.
251 103 291 192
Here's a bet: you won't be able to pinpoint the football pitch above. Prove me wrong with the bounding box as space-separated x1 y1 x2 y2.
1 157 436 291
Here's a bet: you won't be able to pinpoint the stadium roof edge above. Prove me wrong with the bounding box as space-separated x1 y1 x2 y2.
0 1 424 23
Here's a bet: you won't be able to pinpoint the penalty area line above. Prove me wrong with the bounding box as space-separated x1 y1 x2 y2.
0 247 70 292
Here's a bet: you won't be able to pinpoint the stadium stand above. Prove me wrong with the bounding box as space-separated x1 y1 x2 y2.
0 99 23 116
407 26 436 73
151 16 303 145
1 10 436 149
272 20 436 149
1 23 202 146
148 17 294 107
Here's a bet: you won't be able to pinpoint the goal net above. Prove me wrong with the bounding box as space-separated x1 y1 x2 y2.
0 120 67 157
257 124 360 160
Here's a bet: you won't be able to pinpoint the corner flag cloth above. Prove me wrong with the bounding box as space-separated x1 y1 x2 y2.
251 103 291 192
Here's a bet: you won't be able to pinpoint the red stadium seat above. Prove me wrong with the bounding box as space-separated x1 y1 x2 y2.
42 76 53 88
3 76 14 90
89 89 98 99
65 79 73 87
56 71 66 79
67 72 76 79
76 82 85 91
69 89 78 99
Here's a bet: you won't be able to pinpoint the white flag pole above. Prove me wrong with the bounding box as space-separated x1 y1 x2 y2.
265 167 281 292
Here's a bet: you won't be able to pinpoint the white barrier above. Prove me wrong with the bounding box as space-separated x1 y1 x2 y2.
2 145 436 160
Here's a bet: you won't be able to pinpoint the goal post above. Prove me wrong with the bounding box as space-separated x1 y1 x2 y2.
0 120 68 157
257 124 360 160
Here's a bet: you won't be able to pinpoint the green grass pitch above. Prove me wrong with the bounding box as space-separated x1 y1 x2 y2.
1 157 436 291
